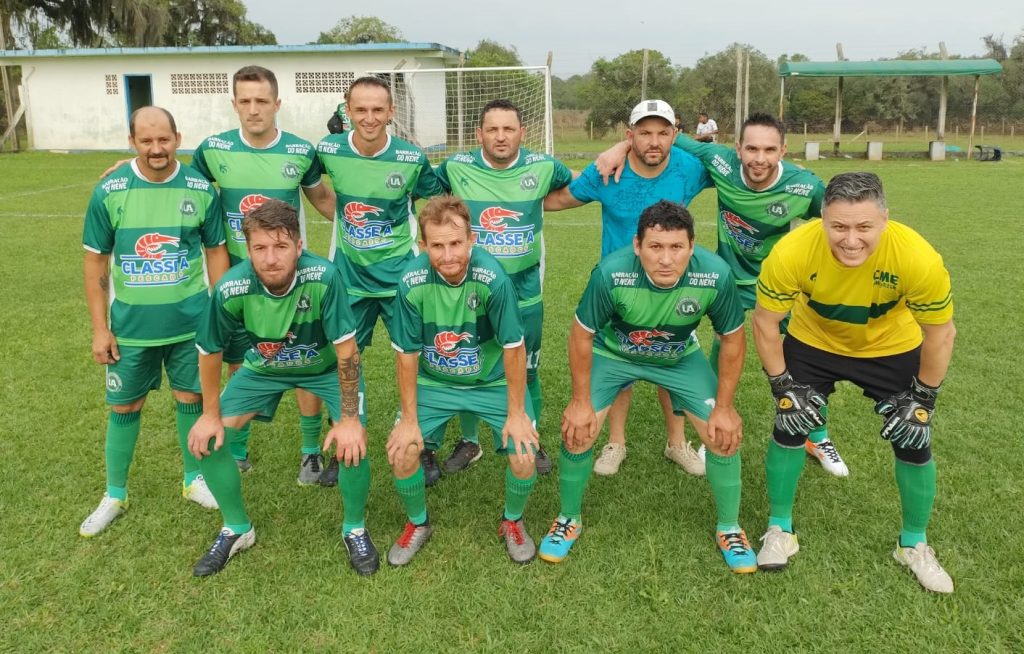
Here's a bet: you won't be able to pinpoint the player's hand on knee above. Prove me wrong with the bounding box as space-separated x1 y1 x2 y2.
325 417 366 466
708 405 743 455
561 398 597 451
386 418 423 467
503 411 539 465
767 369 826 436
188 414 224 459
92 329 120 364
875 376 938 450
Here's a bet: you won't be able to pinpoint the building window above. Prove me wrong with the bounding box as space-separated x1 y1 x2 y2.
105 75 119 95
170 73 230 95
295 71 354 94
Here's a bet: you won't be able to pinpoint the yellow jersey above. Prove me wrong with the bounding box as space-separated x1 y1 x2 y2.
757 219 953 357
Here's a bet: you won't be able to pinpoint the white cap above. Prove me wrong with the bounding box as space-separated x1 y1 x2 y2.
629 99 675 126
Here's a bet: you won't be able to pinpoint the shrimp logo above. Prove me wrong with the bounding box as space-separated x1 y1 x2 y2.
473 207 534 257
628 329 672 347
342 202 393 251
255 332 321 368
120 233 189 287
424 330 481 375
225 194 271 243
616 327 688 359
721 210 763 254
240 193 270 215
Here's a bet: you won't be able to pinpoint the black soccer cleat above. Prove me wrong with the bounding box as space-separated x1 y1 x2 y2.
343 528 380 576
420 449 441 487
193 527 256 577
319 457 340 487
535 446 553 475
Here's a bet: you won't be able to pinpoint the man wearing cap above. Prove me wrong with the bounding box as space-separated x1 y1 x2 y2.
544 99 712 479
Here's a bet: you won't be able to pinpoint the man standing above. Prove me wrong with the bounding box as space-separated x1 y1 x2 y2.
539 200 755 573
433 99 573 478
80 106 229 537
190 65 337 483
385 196 541 566
188 200 373 576
694 111 718 143
545 99 712 478
752 172 956 593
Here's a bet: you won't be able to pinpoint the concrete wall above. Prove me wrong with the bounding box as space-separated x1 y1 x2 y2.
16 51 451 151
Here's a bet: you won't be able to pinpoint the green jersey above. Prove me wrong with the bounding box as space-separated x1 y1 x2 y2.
674 134 825 286
435 148 572 307
196 252 356 376
392 247 524 388
576 245 744 366
317 133 444 297
191 129 323 265
83 160 225 347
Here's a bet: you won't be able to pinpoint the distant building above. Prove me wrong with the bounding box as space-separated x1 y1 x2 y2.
0 42 460 151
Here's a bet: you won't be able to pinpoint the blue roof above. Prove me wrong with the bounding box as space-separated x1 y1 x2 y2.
0 42 461 60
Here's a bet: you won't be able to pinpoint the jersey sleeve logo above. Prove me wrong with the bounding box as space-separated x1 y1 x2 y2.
343 202 394 250
474 207 534 257
424 331 481 375
121 233 190 287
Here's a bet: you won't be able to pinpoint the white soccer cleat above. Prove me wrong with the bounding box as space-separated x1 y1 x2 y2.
757 525 800 570
805 439 850 477
79 494 127 537
592 443 627 476
182 475 219 510
893 542 954 594
664 441 706 476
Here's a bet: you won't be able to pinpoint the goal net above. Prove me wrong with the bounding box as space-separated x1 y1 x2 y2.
364 66 553 164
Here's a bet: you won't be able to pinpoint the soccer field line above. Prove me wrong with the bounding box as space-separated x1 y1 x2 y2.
0 182 93 201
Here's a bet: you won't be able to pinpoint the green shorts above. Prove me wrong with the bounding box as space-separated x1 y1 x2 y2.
521 301 543 383
590 349 718 421
105 340 200 404
351 293 398 350
414 383 537 455
220 365 367 424
222 325 251 365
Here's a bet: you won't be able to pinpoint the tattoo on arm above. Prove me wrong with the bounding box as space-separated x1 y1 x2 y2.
339 353 361 418
99 274 109 291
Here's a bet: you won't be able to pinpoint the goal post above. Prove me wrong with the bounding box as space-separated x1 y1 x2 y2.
364 65 553 164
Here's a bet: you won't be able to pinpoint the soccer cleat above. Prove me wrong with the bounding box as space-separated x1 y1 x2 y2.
893 542 954 594
716 530 758 573
420 449 441 487
193 527 256 577
343 528 380 576
182 475 219 510
757 526 800 571
664 441 706 476
387 520 433 566
538 515 583 563
235 457 252 473
298 453 323 486
442 440 483 474
592 442 627 476
499 518 537 564
79 494 127 537
535 446 553 475
806 439 850 477
319 457 339 487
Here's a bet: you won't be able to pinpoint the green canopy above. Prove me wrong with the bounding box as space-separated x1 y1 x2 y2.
779 59 1002 78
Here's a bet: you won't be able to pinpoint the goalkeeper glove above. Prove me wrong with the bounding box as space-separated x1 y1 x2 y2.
767 369 827 437
875 376 939 450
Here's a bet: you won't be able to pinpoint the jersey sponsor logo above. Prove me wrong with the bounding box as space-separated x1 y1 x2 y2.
473 207 534 256
255 332 323 367
615 328 689 358
627 328 672 347
385 172 405 189
721 210 763 254
343 202 393 250
281 162 300 179
226 194 271 242
120 233 190 286
686 271 720 288
102 176 129 193
710 154 733 176
783 183 815 197
520 173 539 191
394 149 421 163
423 331 481 375
873 269 899 290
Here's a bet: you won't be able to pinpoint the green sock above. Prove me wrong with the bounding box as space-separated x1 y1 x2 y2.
705 450 742 532
393 466 428 525
807 404 830 444
503 467 537 521
558 444 594 521
105 410 141 500
896 458 936 547
527 377 543 422
299 412 323 455
458 412 480 445
198 427 251 531
230 422 251 461
175 401 203 485
338 457 371 533
765 440 806 533
709 336 721 375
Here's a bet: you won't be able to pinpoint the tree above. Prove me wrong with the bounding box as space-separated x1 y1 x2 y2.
579 49 678 136
462 39 521 67
162 0 276 46
314 15 402 44
1 0 170 47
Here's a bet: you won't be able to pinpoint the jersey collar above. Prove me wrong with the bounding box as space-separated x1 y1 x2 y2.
348 130 391 158
643 271 682 290
260 271 298 298
480 149 521 169
131 159 181 184
238 127 282 150
740 160 784 191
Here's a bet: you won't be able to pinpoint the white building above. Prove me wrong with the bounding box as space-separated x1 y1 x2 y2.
0 42 460 151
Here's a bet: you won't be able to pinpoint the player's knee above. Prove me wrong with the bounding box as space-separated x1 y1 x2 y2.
507 454 536 479
173 390 201 404
111 398 145 414
772 427 805 448
892 443 932 465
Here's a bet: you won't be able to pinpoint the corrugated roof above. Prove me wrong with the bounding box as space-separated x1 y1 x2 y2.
779 59 1002 77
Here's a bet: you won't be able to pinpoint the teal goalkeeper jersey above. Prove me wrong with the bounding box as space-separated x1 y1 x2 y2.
435 148 573 307
674 134 825 287
392 247 524 388
196 252 357 376
83 160 225 347
576 245 744 366
317 132 444 297
191 129 323 265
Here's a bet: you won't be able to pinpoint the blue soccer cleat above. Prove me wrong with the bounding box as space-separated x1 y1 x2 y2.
538 515 582 563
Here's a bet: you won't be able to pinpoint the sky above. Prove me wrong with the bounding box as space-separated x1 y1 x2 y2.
243 0 1023 77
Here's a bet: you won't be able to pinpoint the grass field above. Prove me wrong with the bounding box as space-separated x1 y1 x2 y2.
2 151 1023 653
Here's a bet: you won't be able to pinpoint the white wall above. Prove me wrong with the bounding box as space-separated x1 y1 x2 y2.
15 50 452 151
